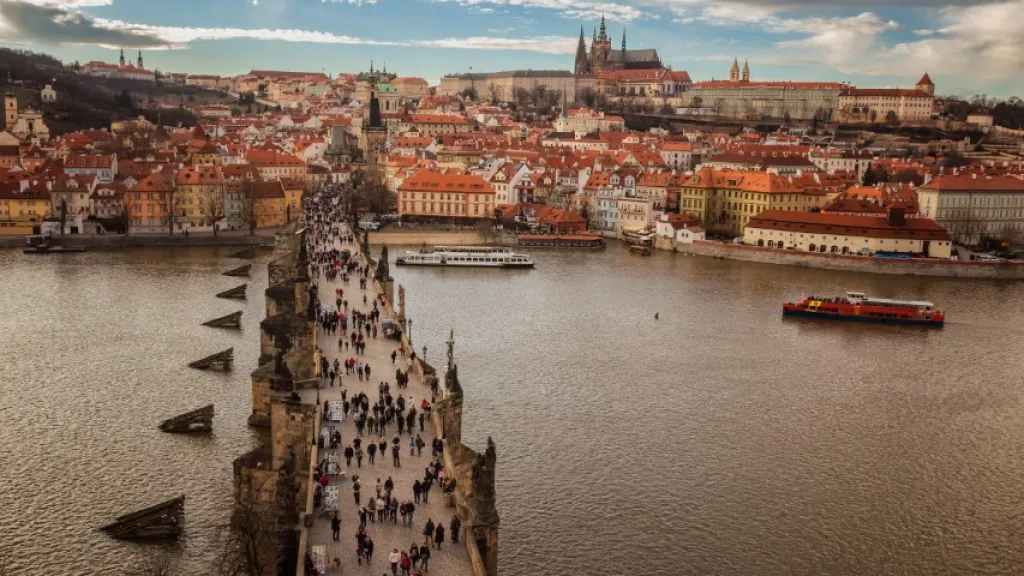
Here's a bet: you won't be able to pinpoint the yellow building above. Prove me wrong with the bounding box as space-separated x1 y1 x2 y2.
397 171 495 219
176 166 225 227
280 177 304 222
680 168 808 234
0 182 51 234
392 77 429 100
252 180 286 228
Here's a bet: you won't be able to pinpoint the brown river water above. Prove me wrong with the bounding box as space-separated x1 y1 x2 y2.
2 245 1024 575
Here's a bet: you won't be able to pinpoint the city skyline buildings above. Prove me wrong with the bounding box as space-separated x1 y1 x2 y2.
0 0 1021 97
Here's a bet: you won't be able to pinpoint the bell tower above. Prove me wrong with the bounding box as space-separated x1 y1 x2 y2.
119 48 125 67
5 91 17 129
742 59 750 82
729 58 740 82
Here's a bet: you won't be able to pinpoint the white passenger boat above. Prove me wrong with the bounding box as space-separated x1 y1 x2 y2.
395 246 534 268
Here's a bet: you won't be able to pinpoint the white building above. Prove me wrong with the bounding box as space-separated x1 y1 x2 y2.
660 142 698 171
917 173 1024 245
40 85 56 103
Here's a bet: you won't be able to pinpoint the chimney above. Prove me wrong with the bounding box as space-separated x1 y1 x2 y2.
972 173 977 180
887 204 906 226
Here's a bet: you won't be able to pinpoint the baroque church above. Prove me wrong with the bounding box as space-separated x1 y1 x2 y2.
574 15 662 75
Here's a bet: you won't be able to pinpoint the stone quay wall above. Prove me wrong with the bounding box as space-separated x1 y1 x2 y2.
231 223 321 575
670 240 1024 279
366 245 500 576
368 230 489 247
0 233 270 249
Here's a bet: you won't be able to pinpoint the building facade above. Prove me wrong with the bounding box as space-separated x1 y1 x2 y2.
837 75 935 124
397 171 495 220
743 207 953 258
916 174 1024 245
686 61 844 121
680 168 808 234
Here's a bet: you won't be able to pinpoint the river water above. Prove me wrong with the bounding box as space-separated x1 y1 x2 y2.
3 246 1024 575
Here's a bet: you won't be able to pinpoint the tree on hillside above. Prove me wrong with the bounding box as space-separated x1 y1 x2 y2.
891 168 924 186
577 87 596 108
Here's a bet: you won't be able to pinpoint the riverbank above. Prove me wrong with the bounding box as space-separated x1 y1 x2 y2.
673 239 1024 279
0 233 273 249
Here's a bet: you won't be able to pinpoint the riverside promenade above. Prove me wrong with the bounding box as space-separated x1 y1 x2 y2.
299 234 473 575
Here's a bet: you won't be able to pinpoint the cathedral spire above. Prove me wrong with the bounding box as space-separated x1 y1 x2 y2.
119 48 125 67
137 51 143 69
622 29 626 52
575 26 589 75
599 13 607 41
730 57 740 82
741 58 749 82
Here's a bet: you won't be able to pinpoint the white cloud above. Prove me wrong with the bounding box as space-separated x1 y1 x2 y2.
18 0 113 6
765 0 1024 82
429 0 646 23
88 17 574 53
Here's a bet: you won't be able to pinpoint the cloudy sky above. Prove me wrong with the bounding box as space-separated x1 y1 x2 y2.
0 0 1021 97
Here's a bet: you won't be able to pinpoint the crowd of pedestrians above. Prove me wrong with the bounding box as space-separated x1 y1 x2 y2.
301 187 467 575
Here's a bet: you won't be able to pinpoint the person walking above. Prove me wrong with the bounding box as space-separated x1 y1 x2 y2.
356 446 364 468
368 442 377 464
392 444 401 467
450 515 461 544
353 477 362 506
434 524 444 550
406 501 416 528
344 444 354 467
418 545 430 572
389 549 400 575
331 513 341 541
423 518 434 546
409 544 420 569
399 552 412 576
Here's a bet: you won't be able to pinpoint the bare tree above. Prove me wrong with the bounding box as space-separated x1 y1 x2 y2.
199 185 226 235
138 549 179 576
213 474 288 576
163 183 182 236
241 178 259 236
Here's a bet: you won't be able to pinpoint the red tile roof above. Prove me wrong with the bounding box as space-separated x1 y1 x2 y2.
747 210 949 241
919 174 1024 192
398 171 494 193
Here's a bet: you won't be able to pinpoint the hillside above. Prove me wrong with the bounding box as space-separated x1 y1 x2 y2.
0 48 239 135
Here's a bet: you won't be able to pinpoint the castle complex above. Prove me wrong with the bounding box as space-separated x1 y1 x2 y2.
574 16 662 75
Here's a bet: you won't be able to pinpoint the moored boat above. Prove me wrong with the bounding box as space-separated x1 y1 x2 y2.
395 245 534 268
629 245 652 256
517 234 605 249
23 236 86 254
782 291 944 326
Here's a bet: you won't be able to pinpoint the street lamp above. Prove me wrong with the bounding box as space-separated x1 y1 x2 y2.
407 318 412 343
422 345 427 363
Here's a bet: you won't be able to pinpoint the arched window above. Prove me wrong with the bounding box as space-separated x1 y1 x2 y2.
819 245 827 253
808 243 816 252
758 239 765 247
830 246 838 253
